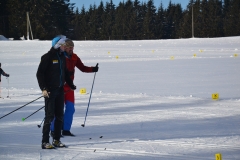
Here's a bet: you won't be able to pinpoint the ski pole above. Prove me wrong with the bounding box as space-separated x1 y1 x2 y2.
81 63 98 127
22 106 45 121
37 118 45 128
7 77 9 98
0 95 43 120
21 89 72 121
0 81 1 98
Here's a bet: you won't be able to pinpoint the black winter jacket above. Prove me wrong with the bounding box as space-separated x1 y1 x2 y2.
36 47 74 91
0 68 9 82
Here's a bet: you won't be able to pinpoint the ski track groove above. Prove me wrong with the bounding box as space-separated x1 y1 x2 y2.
0 144 211 160
74 138 240 151
1 137 239 160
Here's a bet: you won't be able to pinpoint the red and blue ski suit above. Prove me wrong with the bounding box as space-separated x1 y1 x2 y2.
51 52 93 131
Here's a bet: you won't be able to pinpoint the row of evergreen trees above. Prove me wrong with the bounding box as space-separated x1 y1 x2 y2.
0 0 239 40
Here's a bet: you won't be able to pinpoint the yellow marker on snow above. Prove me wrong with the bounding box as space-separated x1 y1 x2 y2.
108 51 110 54
199 49 203 52
80 88 86 94
234 53 238 57
116 56 119 59
212 93 219 100
193 54 197 57
215 153 222 160
170 56 174 60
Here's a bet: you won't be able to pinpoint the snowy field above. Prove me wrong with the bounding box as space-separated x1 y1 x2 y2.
0 37 240 160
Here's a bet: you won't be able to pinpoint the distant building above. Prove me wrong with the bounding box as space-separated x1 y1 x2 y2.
0 35 9 41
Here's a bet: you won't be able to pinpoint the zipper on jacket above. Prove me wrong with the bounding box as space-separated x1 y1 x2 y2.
57 51 63 87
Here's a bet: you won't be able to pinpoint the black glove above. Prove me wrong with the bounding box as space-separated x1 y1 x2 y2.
6 74 9 77
70 85 76 90
92 63 99 72
69 71 74 76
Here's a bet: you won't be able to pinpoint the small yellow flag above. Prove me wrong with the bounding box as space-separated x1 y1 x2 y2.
212 93 219 100
80 88 86 94
215 153 222 160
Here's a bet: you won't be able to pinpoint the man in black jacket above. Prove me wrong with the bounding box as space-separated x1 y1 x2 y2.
36 35 76 149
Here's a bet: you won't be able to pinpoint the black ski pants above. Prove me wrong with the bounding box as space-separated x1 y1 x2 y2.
42 87 64 143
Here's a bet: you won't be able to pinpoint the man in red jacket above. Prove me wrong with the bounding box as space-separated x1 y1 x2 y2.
51 39 99 136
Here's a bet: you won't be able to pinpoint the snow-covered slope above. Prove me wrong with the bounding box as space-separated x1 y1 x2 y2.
0 37 240 160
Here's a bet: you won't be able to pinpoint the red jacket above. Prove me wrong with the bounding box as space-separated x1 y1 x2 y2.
65 53 93 81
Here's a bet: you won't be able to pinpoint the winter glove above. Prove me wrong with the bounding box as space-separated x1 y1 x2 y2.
6 74 9 77
42 90 49 98
53 36 67 49
70 85 76 90
92 63 99 72
69 71 74 76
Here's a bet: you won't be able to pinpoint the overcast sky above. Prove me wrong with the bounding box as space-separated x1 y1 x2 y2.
69 0 190 11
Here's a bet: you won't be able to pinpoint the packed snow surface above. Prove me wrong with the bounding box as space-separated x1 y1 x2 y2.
0 37 240 160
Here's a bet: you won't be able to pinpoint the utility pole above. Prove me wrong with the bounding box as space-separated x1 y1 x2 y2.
27 12 29 40
192 1 194 38
26 12 33 40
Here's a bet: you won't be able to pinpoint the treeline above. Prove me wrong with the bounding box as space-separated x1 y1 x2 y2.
0 0 239 40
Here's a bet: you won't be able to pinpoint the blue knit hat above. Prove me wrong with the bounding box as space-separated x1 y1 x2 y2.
52 36 61 47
